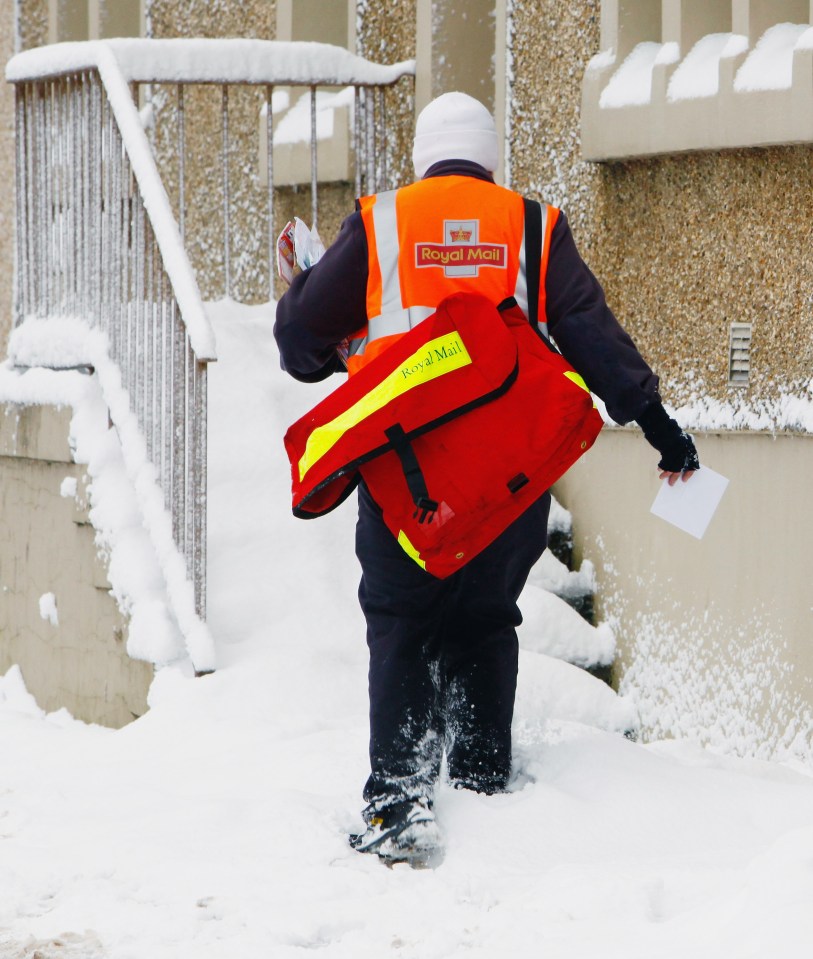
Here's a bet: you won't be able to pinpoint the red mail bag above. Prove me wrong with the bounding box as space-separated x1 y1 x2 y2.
284 291 603 578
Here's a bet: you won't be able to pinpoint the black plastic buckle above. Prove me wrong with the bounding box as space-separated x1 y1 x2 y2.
413 497 439 524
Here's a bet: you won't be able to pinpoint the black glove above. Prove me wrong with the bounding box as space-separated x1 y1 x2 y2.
636 402 700 473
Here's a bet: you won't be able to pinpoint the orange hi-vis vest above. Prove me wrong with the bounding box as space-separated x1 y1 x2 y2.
347 175 560 374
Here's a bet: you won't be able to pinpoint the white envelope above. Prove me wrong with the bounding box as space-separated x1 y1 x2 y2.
650 466 729 540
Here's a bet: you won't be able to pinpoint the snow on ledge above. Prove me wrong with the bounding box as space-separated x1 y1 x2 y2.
668 378 813 434
599 42 664 109
1 318 215 672
668 33 749 101
735 23 811 92
5 38 416 87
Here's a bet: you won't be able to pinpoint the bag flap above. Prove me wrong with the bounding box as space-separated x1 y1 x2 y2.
286 292 518 515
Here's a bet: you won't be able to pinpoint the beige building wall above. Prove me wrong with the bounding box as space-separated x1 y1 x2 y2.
0 402 153 726
509 1 812 752
555 430 813 762
509 1 813 414
414 0 507 183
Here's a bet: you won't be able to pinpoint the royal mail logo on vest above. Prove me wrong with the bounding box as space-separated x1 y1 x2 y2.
415 220 507 278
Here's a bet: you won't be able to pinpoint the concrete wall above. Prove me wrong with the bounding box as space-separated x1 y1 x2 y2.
0 401 153 726
555 429 813 761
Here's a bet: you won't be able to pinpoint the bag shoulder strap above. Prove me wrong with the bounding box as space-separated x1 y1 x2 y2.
522 197 543 329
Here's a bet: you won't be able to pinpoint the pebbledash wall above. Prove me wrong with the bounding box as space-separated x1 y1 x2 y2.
1 0 811 755
508 0 813 763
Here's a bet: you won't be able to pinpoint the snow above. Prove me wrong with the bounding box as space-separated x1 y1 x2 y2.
5 38 416 88
1 300 813 957
273 87 355 146
596 23 813 106
735 23 811 92
586 49 615 73
598 42 663 108
37 593 58 627
668 376 813 433
668 33 749 101
2 318 208 671
59 476 78 498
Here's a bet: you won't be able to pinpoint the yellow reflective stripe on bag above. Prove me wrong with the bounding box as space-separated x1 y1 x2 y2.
564 370 590 392
397 530 426 570
298 332 473 481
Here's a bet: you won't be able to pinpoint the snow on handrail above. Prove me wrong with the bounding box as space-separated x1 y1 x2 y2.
5 38 417 87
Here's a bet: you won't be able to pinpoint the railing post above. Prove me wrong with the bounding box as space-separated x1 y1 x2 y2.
160 269 171 510
177 84 186 243
144 219 155 463
184 337 195 579
365 87 375 196
354 85 362 199
193 359 207 620
43 82 55 318
67 76 76 316
376 86 387 191
91 72 103 330
58 78 69 315
310 84 318 230
266 84 274 299
81 73 91 320
172 306 186 554
221 84 231 298
35 82 47 317
15 85 28 320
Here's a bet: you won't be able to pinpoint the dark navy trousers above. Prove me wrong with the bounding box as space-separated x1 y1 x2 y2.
355 480 550 804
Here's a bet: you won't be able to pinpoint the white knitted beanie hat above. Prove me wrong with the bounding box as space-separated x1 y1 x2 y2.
412 92 499 179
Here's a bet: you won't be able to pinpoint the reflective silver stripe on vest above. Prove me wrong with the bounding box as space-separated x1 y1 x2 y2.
350 188 435 361
371 189 402 317
514 201 550 340
347 305 437 359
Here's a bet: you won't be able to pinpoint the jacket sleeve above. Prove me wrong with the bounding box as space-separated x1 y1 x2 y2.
273 211 369 382
544 212 661 425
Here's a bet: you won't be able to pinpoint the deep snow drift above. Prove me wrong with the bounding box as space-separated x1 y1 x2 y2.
1 301 812 959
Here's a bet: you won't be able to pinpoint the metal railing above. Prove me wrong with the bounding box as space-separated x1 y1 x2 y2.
128 38 415 300
6 40 415 672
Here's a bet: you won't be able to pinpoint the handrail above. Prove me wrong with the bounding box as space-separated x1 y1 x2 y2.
8 39 416 300
6 38 416 87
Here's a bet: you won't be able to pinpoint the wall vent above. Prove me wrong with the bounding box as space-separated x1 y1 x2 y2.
728 322 752 387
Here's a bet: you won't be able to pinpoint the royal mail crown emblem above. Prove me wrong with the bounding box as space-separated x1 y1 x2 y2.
415 218 507 277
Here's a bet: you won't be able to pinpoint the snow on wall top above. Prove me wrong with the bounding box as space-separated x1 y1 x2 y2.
6 38 416 87
590 22 813 111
